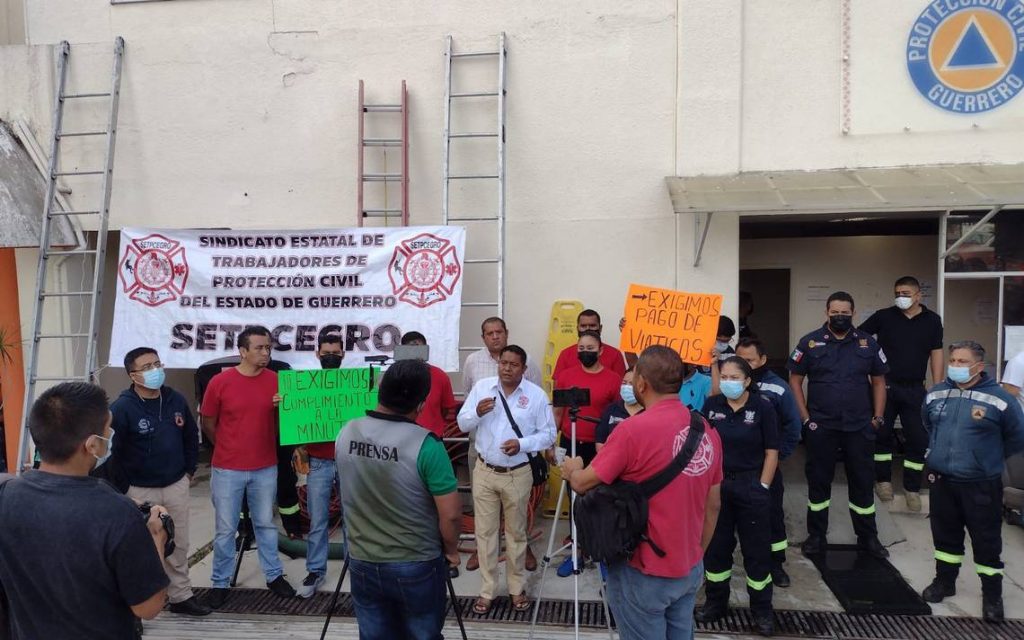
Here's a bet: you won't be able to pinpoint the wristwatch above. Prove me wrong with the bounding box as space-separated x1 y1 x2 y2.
871 416 885 427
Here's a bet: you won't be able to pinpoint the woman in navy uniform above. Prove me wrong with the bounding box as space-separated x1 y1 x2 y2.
696 356 779 637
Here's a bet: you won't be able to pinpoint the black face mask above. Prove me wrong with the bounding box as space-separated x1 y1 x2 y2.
319 354 343 369
578 351 599 368
750 366 767 383
828 315 853 333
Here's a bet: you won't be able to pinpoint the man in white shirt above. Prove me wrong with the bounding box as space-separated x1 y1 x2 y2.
462 317 542 395
1002 350 1024 410
458 345 556 615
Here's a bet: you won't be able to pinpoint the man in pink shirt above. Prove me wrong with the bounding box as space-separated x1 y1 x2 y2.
561 345 723 640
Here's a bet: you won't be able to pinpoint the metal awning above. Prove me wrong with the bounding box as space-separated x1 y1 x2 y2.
666 163 1024 266
0 121 77 248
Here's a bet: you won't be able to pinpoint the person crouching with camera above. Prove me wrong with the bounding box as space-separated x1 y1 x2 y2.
0 383 171 638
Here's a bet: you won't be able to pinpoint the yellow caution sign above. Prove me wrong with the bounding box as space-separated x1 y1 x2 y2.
541 300 582 518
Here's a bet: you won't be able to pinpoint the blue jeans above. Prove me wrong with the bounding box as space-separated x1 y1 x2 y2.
606 559 703 640
210 465 284 587
349 556 447 640
306 456 339 575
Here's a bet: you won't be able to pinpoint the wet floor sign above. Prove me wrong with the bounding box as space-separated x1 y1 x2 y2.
541 300 582 518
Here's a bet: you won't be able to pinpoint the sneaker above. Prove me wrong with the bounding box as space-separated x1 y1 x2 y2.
168 596 211 616
267 575 296 598
875 482 894 502
905 491 922 512
297 572 325 599
557 554 583 577
921 578 956 603
205 587 229 610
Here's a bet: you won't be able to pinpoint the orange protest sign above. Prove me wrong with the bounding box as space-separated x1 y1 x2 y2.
619 284 722 366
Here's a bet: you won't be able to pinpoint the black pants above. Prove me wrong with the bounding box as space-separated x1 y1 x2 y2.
704 472 774 613
929 475 1004 597
805 426 877 540
875 382 928 492
770 468 787 564
277 444 302 536
569 439 597 466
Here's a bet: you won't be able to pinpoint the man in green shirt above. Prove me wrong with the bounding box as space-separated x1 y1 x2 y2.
336 359 461 639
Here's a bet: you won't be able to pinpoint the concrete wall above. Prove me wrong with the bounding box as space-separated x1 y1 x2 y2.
740 235 939 354
0 0 25 45
4 0 1023 375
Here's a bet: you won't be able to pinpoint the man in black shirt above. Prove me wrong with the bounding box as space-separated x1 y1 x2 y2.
0 383 170 639
859 276 944 512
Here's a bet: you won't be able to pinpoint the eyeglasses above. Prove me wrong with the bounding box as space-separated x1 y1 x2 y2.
131 362 163 373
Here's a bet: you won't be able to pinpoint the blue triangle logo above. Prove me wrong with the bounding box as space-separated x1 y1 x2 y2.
945 20 1000 69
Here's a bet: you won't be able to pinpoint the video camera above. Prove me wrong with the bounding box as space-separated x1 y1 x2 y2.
552 387 590 409
139 502 176 558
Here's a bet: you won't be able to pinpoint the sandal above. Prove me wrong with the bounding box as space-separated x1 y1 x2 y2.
511 593 532 612
472 597 493 615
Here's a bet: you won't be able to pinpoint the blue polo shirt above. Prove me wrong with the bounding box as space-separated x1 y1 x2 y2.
679 371 711 410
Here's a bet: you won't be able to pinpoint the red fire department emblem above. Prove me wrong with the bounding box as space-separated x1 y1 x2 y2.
673 424 715 477
388 233 462 308
117 233 189 307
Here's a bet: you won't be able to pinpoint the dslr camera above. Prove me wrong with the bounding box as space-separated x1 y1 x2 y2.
138 501 176 558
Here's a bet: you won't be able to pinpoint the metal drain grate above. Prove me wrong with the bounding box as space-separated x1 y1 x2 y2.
191 589 1024 639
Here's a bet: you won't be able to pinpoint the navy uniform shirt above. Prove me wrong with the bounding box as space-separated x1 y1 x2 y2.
701 392 779 473
787 324 889 432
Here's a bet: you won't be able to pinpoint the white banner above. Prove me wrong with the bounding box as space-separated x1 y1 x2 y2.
110 226 466 371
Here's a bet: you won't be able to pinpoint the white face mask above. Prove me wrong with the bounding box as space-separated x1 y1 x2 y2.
895 296 914 310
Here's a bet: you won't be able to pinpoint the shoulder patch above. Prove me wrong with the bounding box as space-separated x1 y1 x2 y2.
790 348 803 363
878 348 887 364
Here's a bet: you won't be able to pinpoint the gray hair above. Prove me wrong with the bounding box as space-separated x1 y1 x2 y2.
949 340 985 362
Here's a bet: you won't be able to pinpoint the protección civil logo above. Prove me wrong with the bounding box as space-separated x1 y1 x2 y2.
906 0 1024 113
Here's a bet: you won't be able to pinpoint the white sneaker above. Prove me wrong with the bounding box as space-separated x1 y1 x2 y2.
297 572 325 599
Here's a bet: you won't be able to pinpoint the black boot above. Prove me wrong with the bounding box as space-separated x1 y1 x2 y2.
801 536 825 557
771 563 791 588
858 536 889 559
752 610 774 637
921 577 956 603
695 599 728 624
981 575 1003 623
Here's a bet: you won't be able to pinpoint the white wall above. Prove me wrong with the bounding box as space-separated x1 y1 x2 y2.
741 235 939 351
0 0 25 45
5 0 1021 375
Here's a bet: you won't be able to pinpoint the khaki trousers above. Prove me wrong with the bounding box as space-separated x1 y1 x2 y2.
472 459 533 600
128 475 193 604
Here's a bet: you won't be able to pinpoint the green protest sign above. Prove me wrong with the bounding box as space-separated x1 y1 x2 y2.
278 367 378 446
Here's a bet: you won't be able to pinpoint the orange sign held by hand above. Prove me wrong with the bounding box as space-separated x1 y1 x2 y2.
619 284 722 366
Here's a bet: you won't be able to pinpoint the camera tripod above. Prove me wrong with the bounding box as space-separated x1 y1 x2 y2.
319 520 469 640
528 404 613 640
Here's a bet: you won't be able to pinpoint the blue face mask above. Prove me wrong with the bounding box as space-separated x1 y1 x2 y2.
621 384 637 405
947 365 976 384
92 430 115 468
720 380 746 400
141 367 165 390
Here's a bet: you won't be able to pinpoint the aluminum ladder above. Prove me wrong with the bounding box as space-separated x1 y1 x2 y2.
442 33 507 368
15 38 125 474
358 79 409 226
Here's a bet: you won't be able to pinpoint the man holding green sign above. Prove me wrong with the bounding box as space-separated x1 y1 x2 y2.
277 335 378 599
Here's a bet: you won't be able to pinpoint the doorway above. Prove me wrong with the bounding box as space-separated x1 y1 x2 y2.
739 269 791 371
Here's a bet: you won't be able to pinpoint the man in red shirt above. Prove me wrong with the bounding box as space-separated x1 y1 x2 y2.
400 331 457 438
552 309 627 380
562 345 723 640
201 326 296 608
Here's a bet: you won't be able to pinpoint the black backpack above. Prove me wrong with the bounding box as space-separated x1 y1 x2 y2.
573 410 707 564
